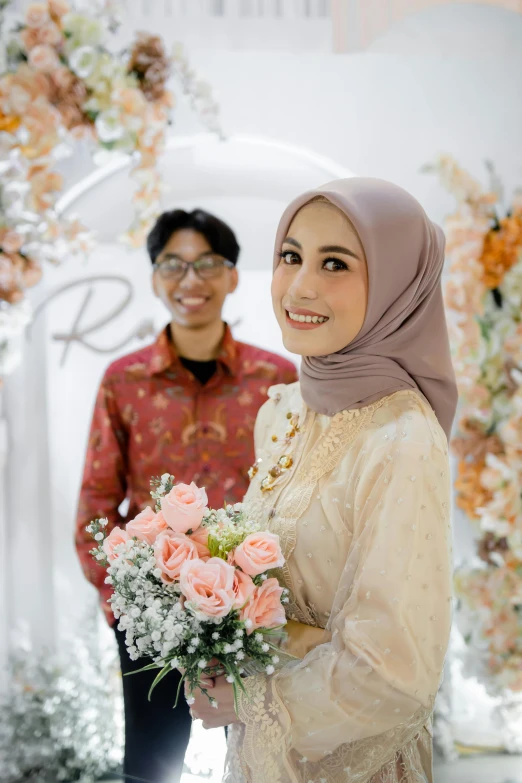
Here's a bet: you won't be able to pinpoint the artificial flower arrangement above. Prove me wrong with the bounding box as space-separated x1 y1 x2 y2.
425 155 522 691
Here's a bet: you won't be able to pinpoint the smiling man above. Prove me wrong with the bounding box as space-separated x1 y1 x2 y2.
75 208 297 783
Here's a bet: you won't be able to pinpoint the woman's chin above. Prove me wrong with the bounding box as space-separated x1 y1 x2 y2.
281 330 327 357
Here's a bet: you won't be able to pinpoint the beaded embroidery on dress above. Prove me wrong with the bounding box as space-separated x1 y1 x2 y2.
224 384 452 783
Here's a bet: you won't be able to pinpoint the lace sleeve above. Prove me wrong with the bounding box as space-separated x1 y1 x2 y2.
236 431 452 782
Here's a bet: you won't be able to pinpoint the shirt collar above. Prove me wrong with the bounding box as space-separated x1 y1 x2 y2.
148 323 239 377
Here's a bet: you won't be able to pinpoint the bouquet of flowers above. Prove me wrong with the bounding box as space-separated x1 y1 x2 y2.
88 475 290 708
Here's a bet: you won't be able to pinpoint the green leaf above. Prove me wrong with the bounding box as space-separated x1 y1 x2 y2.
148 662 172 702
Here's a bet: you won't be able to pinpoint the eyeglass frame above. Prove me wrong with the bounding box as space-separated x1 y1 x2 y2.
153 253 235 281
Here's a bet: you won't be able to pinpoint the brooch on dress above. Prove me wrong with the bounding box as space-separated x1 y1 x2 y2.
248 411 301 493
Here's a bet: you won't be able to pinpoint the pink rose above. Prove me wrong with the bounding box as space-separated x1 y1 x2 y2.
232 568 256 610
29 45 61 72
0 231 24 254
126 506 167 545
233 532 284 577
240 578 286 634
25 3 49 28
188 526 211 560
102 526 130 562
160 482 208 534
153 530 199 584
180 557 236 619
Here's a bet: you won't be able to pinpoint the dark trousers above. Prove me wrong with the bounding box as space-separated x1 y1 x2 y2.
115 627 192 783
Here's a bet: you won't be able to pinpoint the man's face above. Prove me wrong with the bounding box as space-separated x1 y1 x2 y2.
152 229 238 329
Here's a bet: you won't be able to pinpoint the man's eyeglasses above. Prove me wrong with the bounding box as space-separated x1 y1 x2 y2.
153 255 235 281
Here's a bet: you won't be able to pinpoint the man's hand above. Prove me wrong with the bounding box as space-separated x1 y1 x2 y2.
188 675 239 730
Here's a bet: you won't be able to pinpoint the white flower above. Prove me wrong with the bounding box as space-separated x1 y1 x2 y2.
62 13 104 47
212 632 220 640
234 503 243 512
198 660 207 669
266 665 275 675
86 524 93 534
95 552 105 560
260 574 268 581
94 531 104 541
69 45 98 78
272 655 280 664
186 695 195 705
104 576 113 585
100 518 108 527
235 629 244 637
226 674 235 683
234 639 243 650
187 646 196 654
210 699 219 709
223 644 232 654
244 619 253 630
95 108 125 143
161 473 170 484
170 658 180 669
151 631 161 642
262 643 270 652
235 651 245 661
191 637 200 646
130 607 140 619
153 568 162 579
255 633 263 643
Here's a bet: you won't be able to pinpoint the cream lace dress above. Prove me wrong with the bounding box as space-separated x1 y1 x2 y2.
223 383 452 783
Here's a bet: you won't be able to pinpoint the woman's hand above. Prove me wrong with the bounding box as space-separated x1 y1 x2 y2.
188 675 239 729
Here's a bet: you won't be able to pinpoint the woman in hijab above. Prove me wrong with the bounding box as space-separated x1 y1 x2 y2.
189 178 458 783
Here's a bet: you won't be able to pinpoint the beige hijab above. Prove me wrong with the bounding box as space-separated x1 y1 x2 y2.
273 177 458 439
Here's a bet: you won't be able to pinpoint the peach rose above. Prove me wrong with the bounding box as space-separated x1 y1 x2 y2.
153 530 199 584
102 526 129 562
20 27 42 52
0 231 24 254
188 526 210 560
49 0 70 18
22 259 42 289
240 578 286 634
180 557 236 619
29 45 61 72
233 532 284 577
126 506 168 545
37 21 63 47
160 482 208 534
25 3 49 28
232 568 256 610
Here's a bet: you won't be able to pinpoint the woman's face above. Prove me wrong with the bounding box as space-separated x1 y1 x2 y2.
271 200 368 357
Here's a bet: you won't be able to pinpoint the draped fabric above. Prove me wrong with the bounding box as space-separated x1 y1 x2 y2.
224 383 452 782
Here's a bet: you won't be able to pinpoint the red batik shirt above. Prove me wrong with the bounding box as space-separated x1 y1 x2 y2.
75 325 298 624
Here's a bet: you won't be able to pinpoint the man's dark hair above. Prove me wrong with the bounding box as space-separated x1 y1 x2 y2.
147 208 240 266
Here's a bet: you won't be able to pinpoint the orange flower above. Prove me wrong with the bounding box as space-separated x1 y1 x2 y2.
0 112 20 133
455 458 493 520
479 213 522 288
